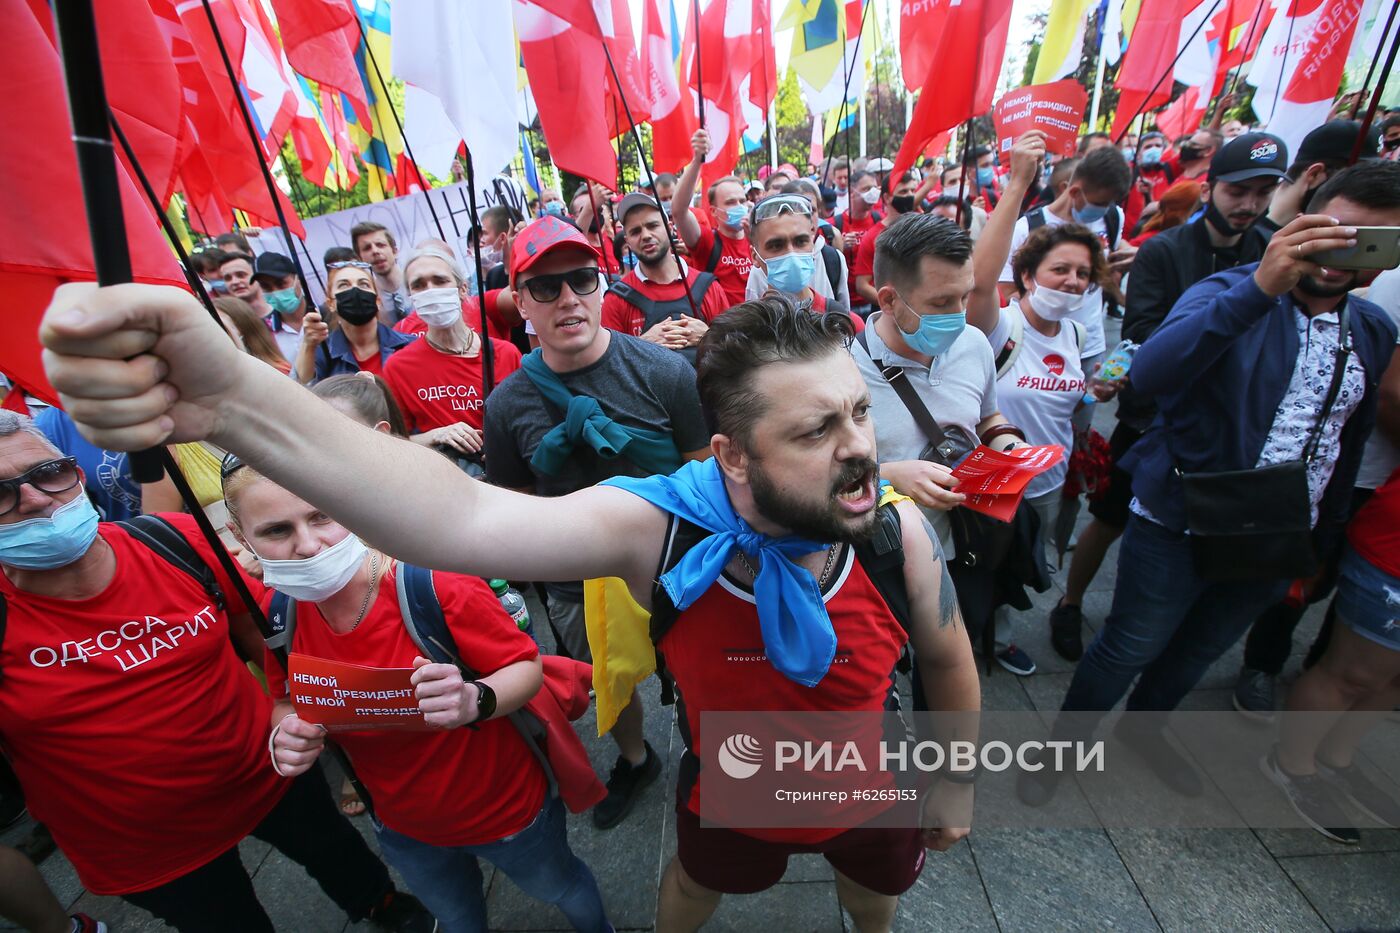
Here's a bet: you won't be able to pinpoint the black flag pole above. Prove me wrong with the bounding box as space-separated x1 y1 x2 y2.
1350 18 1400 164
693 0 707 128
462 151 498 394
1111 0 1224 145
821 0 874 189
602 42 703 321
354 15 448 241
956 119 974 227
1350 0 1400 121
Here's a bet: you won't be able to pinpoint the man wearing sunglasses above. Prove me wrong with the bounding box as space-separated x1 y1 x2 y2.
0 413 430 931
747 194 837 314
483 216 712 830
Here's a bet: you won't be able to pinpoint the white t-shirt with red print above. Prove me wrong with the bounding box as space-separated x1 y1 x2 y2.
987 304 1084 497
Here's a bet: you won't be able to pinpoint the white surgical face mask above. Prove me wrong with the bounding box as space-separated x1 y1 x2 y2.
413 286 464 328
258 532 368 603
859 187 882 205
1028 279 1085 322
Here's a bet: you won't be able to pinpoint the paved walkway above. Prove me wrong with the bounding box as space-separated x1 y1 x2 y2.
5 321 1399 931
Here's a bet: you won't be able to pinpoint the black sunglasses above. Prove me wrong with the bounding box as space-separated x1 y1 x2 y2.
1385 138 1400 151
521 267 601 303
0 457 80 517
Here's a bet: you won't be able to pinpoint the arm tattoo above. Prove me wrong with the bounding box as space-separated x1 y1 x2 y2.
937 559 961 630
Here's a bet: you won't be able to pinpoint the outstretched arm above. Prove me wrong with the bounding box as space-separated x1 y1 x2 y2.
968 131 1045 335
41 283 667 598
670 129 710 248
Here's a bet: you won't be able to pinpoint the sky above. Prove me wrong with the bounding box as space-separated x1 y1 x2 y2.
624 0 1053 110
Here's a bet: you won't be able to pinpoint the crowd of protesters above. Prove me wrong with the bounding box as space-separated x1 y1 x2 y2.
3 100 1400 933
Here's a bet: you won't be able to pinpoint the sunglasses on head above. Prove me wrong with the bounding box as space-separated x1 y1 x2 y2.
520 267 601 303
0 457 80 517
752 194 815 223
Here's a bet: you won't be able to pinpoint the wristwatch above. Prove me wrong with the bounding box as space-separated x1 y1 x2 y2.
469 680 497 722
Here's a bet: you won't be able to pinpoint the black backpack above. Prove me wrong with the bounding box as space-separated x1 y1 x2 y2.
1025 204 1121 249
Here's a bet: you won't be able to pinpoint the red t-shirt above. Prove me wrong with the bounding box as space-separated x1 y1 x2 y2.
658 548 906 843
0 514 283 895
356 349 383 375
382 336 523 432
838 210 880 305
688 228 753 308
1348 466 1400 577
264 566 546 846
394 289 510 342
852 223 886 279
601 266 731 336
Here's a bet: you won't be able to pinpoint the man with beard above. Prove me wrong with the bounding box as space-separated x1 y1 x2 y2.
1020 161 1400 805
601 193 730 363
41 281 980 931
1047 133 1287 661
352 222 411 325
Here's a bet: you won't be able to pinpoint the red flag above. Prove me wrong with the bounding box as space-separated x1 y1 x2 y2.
891 0 1014 183
1110 0 1187 139
530 0 605 36
1209 0 1273 95
644 0 697 173
683 0 746 183
603 0 652 140
1 0 187 406
516 1 617 188
900 0 942 92
1284 0 1366 102
1155 86 1207 139
268 0 370 124
749 0 778 113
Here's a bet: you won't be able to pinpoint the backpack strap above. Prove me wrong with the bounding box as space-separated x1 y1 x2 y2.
704 238 722 274
1069 319 1086 356
117 515 226 613
852 502 913 643
394 565 560 799
1105 206 1121 251
691 271 717 305
1025 207 1047 231
821 244 843 296
994 310 1026 378
265 590 296 653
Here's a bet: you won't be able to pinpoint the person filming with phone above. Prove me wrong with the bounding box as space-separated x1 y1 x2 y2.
1019 160 1400 806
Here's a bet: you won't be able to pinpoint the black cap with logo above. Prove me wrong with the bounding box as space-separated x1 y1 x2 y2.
252 251 297 285
1209 132 1289 184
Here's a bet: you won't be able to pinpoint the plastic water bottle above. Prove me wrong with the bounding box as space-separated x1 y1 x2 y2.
490 579 533 637
1084 339 1139 403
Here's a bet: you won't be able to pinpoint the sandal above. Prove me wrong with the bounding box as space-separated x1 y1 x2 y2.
340 790 366 818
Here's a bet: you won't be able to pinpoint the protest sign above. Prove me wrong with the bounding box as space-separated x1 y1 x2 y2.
993 80 1088 167
287 653 426 732
952 445 1066 521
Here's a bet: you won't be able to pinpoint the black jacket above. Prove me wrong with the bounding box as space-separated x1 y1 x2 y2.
1117 218 1273 430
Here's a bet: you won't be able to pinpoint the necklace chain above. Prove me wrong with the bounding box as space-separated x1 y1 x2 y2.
349 551 381 631
736 544 841 588
426 331 477 356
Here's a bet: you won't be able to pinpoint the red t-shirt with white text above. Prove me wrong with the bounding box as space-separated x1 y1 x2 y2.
0 514 282 894
839 210 880 304
382 336 523 432
264 566 546 846
601 266 731 336
688 228 753 308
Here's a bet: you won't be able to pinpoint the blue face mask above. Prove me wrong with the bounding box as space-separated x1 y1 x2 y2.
764 250 817 294
1139 146 1163 166
1072 196 1110 224
0 492 100 570
976 166 995 187
542 201 565 217
725 205 749 228
894 298 966 357
265 287 302 315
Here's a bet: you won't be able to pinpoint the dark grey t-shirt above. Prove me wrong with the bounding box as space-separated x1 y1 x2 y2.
484 332 709 599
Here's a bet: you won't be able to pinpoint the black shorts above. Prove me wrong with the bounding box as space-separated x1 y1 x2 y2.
674 802 926 897
1086 422 1145 529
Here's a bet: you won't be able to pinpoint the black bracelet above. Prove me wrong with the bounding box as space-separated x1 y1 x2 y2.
980 424 1026 447
940 764 980 785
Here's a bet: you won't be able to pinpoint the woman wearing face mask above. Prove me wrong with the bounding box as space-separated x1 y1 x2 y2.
296 261 417 385
382 248 523 467
223 461 611 933
970 140 1120 585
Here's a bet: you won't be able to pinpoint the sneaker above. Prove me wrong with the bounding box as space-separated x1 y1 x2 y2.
1260 749 1360 844
1112 719 1203 797
996 644 1037 676
368 891 437 933
70 915 109 933
1232 667 1277 723
593 741 662 829
1048 603 1085 662
1317 759 1400 827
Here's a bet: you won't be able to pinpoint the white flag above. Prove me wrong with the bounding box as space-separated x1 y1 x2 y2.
391 0 518 203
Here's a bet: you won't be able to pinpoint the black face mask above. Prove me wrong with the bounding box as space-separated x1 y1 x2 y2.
890 195 917 214
1179 144 1203 161
335 286 378 325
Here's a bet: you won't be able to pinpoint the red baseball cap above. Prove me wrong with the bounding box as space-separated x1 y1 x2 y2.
509 216 602 284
